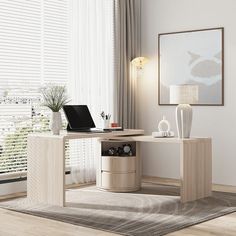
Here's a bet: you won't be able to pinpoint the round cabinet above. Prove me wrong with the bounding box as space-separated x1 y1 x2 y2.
97 140 141 192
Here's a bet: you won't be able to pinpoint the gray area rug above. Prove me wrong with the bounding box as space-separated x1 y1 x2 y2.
1 183 236 236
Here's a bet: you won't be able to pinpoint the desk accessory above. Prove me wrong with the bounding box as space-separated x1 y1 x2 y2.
170 84 198 138
100 111 111 129
103 127 123 131
152 116 174 138
64 105 108 133
104 122 123 131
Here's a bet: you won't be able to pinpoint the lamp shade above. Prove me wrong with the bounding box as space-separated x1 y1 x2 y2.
131 57 148 69
170 84 198 104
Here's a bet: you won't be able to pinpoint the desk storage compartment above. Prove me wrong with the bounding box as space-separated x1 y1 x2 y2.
101 140 136 156
101 172 136 190
101 156 136 172
97 139 140 192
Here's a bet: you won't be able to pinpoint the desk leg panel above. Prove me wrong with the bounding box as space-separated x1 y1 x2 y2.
27 136 65 206
180 139 212 203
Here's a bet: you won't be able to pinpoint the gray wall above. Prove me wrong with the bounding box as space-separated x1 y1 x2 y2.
139 0 236 185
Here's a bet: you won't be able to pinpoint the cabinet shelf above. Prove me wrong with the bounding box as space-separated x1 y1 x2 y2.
97 139 141 192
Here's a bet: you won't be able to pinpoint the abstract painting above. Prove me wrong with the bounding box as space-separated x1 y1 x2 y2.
158 28 224 105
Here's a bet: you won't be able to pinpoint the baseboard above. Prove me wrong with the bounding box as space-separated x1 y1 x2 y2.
0 191 26 201
142 176 236 194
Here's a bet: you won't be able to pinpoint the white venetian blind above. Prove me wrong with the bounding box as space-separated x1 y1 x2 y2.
43 0 69 85
0 0 69 177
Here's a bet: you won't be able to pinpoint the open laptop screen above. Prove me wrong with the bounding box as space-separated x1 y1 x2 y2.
63 105 96 130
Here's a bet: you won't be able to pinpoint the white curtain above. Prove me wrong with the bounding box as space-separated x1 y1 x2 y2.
68 0 115 183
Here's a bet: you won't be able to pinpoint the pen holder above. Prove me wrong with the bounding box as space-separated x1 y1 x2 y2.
103 119 110 129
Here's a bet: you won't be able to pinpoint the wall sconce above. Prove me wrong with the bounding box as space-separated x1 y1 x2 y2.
131 57 148 70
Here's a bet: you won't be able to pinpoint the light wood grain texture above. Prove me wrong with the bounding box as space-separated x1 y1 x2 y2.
101 172 137 191
27 132 211 205
101 156 136 172
27 136 65 206
167 213 236 236
107 135 211 143
180 139 212 202
27 130 144 206
28 129 144 140
135 142 141 188
0 208 116 236
109 136 212 203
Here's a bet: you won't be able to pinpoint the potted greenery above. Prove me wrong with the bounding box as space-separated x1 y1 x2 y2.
41 85 70 135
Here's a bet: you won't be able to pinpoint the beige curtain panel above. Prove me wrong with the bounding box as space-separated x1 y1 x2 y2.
113 0 141 129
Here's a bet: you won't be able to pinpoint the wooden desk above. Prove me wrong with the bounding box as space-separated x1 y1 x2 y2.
106 136 212 203
27 129 144 206
27 131 212 206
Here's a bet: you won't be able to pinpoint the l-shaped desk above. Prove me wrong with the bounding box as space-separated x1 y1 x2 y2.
27 129 212 206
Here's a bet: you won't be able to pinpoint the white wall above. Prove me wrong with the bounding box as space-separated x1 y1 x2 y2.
139 0 236 186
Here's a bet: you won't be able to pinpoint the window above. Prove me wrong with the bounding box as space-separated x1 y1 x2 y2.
0 0 69 179
0 0 114 184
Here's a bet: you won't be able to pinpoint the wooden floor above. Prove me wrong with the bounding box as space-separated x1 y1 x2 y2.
1 177 236 236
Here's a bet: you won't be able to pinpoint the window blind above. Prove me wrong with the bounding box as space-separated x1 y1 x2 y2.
0 0 69 178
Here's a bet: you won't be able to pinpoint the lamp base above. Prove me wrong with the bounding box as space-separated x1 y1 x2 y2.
176 104 192 138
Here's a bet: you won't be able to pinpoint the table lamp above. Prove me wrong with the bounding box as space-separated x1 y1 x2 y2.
170 84 198 138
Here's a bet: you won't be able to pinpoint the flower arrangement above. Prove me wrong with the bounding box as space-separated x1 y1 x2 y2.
40 85 70 135
41 85 70 112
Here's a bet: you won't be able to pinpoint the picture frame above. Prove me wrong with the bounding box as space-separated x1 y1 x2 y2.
158 27 224 106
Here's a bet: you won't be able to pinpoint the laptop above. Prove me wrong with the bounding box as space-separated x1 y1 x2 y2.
63 105 110 133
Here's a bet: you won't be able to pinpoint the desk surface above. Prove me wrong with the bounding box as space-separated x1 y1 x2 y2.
106 135 211 143
28 129 145 140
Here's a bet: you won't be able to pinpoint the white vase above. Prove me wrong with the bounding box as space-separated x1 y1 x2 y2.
176 104 192 139
50 112 62 135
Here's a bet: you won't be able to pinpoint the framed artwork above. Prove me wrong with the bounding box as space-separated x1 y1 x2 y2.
158 27 224 105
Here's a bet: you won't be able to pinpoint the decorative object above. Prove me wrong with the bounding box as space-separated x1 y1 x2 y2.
41 85 70 135
2 183 236 236
152 116 174 137
50 112 62 136
107 147 117 156
158 27 224 105
131 57 149 70
158 116 170 132
170 84 198 138
100 111 111 129
123 144 132 156
102 144 133 157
